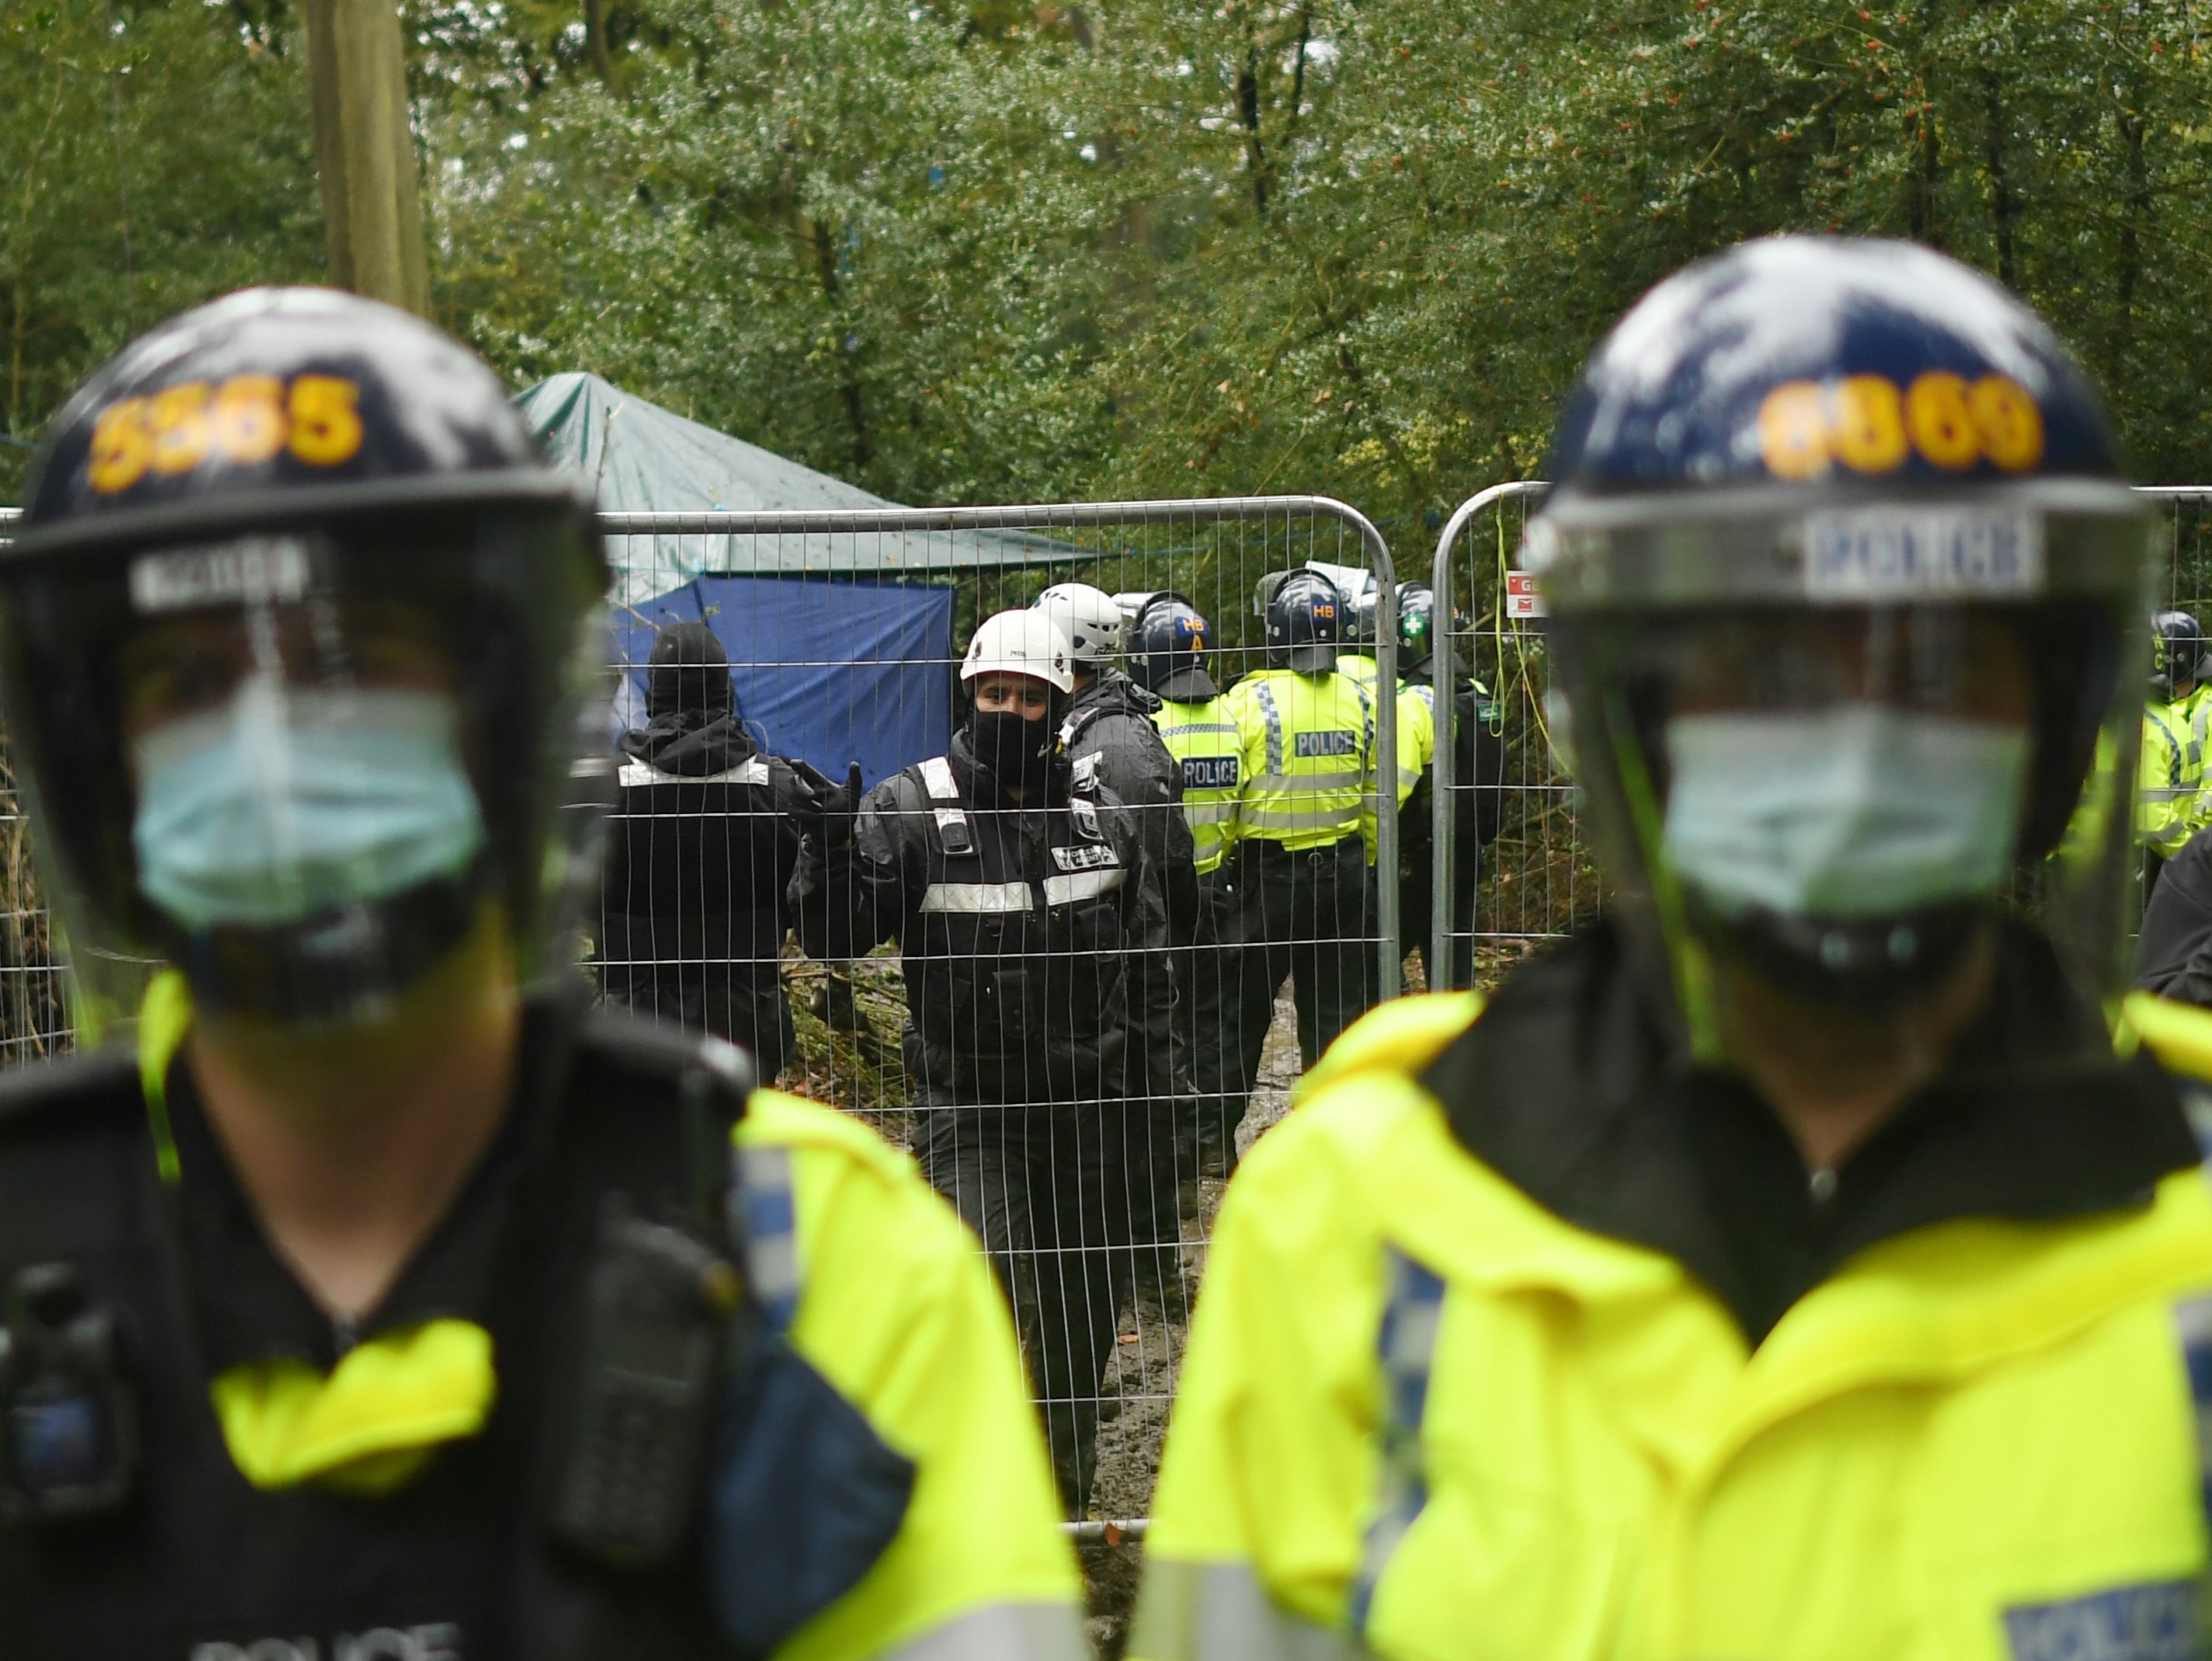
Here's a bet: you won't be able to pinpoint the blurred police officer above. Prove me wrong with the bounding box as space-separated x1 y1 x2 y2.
1184 571 1379 1153
1135 239 2212 1661
791 610 1153 1516
1393 583 1508 989
601 619 809 1081
0 289 1080 1660
1129 593 1243 1172
2141 609 2212 885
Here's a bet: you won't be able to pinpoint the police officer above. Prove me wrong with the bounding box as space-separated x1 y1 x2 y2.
1186 570 1379 1147
0 289 1081 1660
2141 609 2212 883
790 610 1153 1516
1133 239 2212 1661
600 619 810 1080
1129 593 1242 1172
1394 583 1508 989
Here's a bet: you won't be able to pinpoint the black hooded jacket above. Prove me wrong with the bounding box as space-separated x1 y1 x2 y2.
790 726 1150 1108
603 624 808 962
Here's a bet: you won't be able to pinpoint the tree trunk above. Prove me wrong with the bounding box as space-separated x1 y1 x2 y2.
301 0 431 315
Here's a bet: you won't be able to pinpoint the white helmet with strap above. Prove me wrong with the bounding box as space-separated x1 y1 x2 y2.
962 609 1074 692
1034 582 1125 664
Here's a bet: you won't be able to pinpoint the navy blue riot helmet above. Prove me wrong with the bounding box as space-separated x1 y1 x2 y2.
1129 591 1219 701
1522 237 2154 1033
1265 570 1344 674
2151 611 2211 698
0 287 609 1028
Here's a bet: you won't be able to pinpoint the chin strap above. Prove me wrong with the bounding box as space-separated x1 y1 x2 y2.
137 968 193 1186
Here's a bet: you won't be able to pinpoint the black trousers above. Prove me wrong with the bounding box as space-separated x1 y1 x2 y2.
1400 834 1480 991
1186 835 1377 1165
913 1097 1181 1516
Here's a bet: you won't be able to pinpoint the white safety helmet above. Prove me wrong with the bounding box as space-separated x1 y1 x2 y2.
1033 582 1125 664
962 609 1075 693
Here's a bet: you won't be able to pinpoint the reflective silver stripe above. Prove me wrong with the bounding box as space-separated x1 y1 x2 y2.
1410 684 1435 713
733 1144 800 1332
1183 801 1236 826
1245 806 1358 830
920 881 1033 913
1251 771 1365 792
1044 867 1126 905
920 755 960 802
1258 684 1285 778
1162 720 1241 740
617 757 770 788
882 1600 1089 1661
1130 1558 1361 1661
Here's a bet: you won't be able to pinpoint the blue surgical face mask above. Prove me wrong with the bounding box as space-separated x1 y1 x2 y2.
1660 705 2030 921
130 680 486 935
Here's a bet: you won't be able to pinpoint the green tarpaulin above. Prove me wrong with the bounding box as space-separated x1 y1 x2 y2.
518 372 1076 603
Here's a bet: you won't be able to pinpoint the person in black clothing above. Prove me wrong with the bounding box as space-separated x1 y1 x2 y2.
1393 583 1508 990
790 608 1153 1516
601 619 809 1080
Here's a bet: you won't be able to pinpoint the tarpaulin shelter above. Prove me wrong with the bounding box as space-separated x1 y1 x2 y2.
520 372 1090 779
610 574 955 789
519 371 1076 604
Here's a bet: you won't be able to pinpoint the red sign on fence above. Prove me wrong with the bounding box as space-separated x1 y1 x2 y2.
1505 571 1547 619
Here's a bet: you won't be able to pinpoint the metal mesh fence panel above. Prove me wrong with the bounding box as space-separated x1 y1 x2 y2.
598 496 1400 1525
0 493 1403 1529
1428 481 1599 987
2144 488 2212 614
0 508 72 1065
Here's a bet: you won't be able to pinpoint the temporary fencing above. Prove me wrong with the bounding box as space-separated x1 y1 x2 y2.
0 507 69 1068
1426 481 1583 985
597 495 1400 1520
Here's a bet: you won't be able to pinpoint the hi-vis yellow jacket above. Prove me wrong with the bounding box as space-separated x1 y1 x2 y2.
2141 684 2212 858
1132 988 2212 1661
735 1090 1083 1661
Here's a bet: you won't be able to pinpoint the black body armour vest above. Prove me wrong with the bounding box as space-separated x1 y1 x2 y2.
894 754 1135 1106
0 1000 744 1661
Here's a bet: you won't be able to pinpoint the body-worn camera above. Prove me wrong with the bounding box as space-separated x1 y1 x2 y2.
0 1263 138 1524
547 1198 743 1569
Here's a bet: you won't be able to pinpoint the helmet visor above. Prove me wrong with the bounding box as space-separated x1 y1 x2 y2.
3 509 607 1027
1542 498 2151 1046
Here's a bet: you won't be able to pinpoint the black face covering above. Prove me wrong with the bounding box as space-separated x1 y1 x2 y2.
969 709 1056 789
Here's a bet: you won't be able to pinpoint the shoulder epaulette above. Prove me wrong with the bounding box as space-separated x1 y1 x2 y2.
2120 991 2212 1086
1291 991 1484 1108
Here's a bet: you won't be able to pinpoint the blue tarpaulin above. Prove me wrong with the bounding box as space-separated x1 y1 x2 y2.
614 575 955 789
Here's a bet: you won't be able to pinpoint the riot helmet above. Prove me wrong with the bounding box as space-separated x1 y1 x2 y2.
1523 237 2152 1036
0 287 609 1029
1033 583 1124 666
1265 570 1344 674
2150 610 2210 698
1397 583 1438 672
1128 591 1218 702
962 610 1073 789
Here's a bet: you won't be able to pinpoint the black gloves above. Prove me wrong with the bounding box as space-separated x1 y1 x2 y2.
791 761 865 851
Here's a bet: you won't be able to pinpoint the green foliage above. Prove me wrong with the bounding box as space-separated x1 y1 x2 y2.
0 0 323 500
5 0 2212 522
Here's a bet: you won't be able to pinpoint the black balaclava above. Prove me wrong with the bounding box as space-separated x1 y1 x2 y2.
647 620 736 726
968 691 1063 791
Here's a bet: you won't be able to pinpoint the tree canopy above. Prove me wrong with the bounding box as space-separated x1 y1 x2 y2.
5 0 2210 519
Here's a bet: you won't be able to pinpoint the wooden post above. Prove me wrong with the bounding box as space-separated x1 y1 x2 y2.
301 0 430 316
